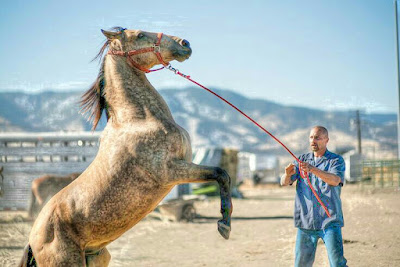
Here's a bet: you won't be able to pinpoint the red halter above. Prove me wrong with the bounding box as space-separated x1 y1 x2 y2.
107 32 168 73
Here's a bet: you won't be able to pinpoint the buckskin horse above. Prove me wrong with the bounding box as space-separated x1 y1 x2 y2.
19 27 232 266
28 173 81 219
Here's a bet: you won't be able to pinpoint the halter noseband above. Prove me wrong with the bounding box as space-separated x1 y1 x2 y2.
107 32 168 73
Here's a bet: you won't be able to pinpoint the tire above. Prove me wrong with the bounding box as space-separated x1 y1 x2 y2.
181 204 196 222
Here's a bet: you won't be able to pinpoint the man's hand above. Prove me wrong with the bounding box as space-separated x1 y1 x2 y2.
281 163 296 186
299 162 315 173
285 163 296 176
299 161 341 186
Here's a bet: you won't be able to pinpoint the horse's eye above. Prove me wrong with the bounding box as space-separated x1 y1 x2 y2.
138 33 144 39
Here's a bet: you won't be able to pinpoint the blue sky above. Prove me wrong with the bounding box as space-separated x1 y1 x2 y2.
0 0 397 113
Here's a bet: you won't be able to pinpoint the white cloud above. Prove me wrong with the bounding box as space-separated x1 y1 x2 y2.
321 96 396 113
52 81 89 90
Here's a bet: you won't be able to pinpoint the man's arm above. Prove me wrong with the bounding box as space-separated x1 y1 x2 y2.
299 162 341 186
281 163 296 186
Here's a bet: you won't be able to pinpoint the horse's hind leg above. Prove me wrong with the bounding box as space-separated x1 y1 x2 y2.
32 242 85 267
86 248 111 267
30 227 86 266
167 160 232 239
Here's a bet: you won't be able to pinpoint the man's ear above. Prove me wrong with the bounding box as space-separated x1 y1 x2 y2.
101 29 121 40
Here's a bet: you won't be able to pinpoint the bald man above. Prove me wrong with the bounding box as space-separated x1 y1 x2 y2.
281 126 347 267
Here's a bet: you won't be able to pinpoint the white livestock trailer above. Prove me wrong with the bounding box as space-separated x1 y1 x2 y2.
0 132 100 210
0 132 197 222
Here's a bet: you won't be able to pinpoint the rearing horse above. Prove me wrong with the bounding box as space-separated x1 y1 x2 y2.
19 27 232 266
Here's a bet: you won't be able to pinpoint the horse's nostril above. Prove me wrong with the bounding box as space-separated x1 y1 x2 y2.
181 39 190 48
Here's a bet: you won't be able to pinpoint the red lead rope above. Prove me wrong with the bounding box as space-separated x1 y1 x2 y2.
164 64 332 218
110 34 331 217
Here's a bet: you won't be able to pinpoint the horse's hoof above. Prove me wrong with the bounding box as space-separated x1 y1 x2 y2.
218 220 231 240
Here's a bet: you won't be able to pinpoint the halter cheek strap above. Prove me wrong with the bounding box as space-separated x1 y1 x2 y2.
153 33 169 67
107 32 168 73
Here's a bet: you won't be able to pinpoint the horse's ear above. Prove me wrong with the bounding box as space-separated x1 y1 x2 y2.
101 29 120 40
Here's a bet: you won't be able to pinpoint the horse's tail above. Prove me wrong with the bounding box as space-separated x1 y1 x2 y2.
18 243 36 267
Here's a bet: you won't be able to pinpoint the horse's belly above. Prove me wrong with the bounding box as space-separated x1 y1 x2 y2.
77 121 191 247
168 125 191 162
83 184 174 245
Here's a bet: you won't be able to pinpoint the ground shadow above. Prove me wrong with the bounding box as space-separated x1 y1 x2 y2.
194 214 293 223
241 196 294 201
0 216 33 224
0 246 25 250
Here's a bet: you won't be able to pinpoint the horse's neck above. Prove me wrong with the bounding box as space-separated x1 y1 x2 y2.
104 57 174 124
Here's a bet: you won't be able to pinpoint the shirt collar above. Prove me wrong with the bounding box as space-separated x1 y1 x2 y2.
314 149 330 160
303 149 331 162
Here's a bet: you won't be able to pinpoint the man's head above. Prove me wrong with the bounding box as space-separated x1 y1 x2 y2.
309 126 329 155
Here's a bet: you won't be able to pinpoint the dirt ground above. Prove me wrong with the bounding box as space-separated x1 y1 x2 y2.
1 184 399 267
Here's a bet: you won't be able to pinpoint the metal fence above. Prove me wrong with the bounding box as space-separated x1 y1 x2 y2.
361 160 400 188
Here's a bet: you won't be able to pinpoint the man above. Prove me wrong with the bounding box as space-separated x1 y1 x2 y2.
281 126 347 267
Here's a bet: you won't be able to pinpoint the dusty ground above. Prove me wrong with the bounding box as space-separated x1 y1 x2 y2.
1 184 399 267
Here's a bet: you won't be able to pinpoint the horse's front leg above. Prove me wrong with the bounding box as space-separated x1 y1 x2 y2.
167 160 232 239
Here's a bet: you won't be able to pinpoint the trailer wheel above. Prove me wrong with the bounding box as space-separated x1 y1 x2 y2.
181 204 196 222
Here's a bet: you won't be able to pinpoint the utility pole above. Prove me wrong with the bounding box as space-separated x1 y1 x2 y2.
356 110 362 154
395 0 400 159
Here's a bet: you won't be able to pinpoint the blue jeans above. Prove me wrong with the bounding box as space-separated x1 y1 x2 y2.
295 226 347 267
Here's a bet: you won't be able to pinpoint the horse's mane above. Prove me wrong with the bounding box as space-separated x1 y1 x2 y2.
80 27 125 130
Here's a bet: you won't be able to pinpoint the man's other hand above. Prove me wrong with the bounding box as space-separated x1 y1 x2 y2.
285 163 296 177
299 162 315 173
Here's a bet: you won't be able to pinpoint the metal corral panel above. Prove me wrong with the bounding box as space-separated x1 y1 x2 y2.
0 132 100 210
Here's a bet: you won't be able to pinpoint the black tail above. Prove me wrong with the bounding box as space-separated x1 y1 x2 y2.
18 244 36 267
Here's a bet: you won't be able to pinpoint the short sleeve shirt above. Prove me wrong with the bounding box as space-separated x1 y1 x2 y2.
290 150 345 230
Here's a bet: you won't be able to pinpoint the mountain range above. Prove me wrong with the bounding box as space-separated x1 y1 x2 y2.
0 87 397 159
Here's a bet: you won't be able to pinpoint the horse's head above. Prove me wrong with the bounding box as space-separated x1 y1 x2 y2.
81 27 192 130
101 27 192 70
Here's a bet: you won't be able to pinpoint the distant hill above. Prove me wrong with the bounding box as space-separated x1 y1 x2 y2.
0 87 397 157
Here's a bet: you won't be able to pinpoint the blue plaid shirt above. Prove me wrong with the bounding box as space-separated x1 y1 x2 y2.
290 150 345 230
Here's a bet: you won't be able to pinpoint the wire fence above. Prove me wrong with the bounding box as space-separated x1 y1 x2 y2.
361 160 400 188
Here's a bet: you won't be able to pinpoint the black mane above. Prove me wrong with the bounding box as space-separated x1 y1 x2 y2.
80 26 125 130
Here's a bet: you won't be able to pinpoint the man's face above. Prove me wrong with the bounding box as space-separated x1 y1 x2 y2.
309 128 329 153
